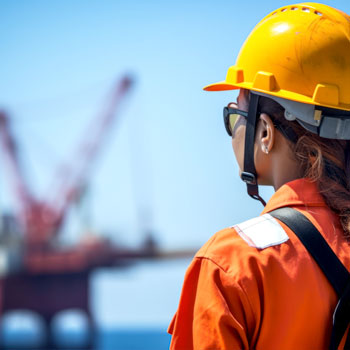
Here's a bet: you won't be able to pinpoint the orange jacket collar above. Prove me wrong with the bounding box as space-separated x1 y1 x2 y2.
262 178 326 214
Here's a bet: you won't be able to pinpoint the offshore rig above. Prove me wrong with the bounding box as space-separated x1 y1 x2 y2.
0 76 191 349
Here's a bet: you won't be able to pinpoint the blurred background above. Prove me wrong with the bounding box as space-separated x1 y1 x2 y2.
1 0 349 349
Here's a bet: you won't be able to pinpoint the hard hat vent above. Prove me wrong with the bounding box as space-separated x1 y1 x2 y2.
270 5 323 18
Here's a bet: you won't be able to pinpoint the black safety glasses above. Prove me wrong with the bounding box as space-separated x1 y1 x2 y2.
223 106 299 143
223 107 248 136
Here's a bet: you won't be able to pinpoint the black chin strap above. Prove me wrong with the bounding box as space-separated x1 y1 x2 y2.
241 93 266 206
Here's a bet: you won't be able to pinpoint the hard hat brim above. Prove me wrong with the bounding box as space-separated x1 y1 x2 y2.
203 79 253 93
204 78 350 112
203 81 239 91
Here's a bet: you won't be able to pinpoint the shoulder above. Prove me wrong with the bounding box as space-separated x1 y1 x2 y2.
195 214 290 275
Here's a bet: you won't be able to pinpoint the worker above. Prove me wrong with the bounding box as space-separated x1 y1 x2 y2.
168 3 350 349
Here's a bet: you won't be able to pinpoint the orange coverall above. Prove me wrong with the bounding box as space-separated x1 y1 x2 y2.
168 178 350 350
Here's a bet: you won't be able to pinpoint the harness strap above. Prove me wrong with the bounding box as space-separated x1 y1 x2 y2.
270 207 350 350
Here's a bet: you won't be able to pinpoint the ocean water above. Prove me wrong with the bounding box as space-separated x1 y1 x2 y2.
98 329 171 350
0 328 171 350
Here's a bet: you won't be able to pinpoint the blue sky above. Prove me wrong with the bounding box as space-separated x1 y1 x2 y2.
1 0 350 330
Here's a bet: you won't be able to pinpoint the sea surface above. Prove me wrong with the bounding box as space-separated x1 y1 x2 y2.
0 328 171 350
98 329 171 350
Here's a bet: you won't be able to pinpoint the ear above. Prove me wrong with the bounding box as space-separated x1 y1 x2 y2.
256 113 275 154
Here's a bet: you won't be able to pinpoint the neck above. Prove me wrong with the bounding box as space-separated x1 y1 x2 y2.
271 149 302 191
272 168 302 191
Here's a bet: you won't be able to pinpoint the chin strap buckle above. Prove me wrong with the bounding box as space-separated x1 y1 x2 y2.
241 92 266 207
241 172 257 185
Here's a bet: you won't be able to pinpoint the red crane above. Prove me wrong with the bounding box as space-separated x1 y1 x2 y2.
0 76 132 249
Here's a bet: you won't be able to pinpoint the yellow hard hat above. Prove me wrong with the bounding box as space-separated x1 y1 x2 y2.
204 2 350 111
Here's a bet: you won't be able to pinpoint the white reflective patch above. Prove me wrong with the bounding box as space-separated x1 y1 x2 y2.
233 214 289 249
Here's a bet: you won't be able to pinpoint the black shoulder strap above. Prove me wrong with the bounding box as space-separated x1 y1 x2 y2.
269 207 350 350
270 207 349 296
